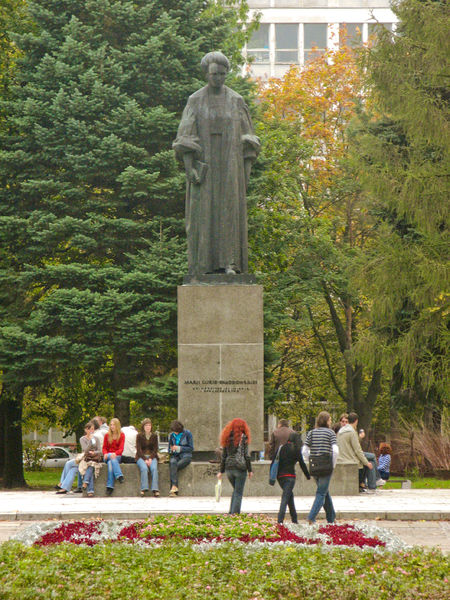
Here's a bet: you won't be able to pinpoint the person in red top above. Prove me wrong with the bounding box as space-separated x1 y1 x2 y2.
102 418 125 496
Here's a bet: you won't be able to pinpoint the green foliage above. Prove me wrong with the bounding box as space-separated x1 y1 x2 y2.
0 0 254 436
21 441 50 471
351 0 449 406
1 540 448 599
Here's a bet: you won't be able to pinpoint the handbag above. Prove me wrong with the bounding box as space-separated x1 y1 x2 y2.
269 444 283 486
309 453 333 477
225 435 247 471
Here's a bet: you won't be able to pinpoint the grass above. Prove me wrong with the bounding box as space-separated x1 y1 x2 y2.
382 477 450 490
0 540 447 599
24 469 63 489
23 468 450 490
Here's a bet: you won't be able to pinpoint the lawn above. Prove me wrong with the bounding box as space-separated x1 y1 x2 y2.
23 469 450 490
24 469 62 489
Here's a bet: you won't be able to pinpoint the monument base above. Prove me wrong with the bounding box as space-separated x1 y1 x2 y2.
178 284 264 453
85 463 360 497
183 273 256 285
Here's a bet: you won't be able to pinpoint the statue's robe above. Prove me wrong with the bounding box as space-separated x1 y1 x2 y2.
173 85 260 275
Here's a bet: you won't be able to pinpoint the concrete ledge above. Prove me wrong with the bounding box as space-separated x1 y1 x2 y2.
85 461 360 497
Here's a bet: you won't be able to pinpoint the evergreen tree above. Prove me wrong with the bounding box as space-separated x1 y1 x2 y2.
350 0 449 422
0 0 252 487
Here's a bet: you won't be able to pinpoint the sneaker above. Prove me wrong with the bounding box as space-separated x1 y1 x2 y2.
376 478 386 486
73 488 83 493
106 487 113 496
359 487 367 493
153 490 160 497
169 485 178 497
367 488 377 494
87 492 94 498
117 476 124 484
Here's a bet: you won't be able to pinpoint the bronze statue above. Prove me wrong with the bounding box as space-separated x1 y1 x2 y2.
173 52 260 277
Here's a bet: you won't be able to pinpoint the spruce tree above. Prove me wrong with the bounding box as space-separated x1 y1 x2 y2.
350 0 449 420
0 0 252 487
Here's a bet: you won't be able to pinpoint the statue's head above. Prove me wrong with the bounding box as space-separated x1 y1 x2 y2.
201 51 230 90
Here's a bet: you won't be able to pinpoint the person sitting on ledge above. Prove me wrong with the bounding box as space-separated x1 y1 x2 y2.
102 418 125 496
135 418 160 497
168 420 193 496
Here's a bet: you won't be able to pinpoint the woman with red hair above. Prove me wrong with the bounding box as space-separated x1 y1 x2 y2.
217 418 253 514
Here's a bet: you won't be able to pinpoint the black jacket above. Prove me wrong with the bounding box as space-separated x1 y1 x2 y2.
220 433 252 473
276 433 310 480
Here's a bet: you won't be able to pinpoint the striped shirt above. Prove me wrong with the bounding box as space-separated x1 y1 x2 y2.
378 454 391 472
305 427 336 457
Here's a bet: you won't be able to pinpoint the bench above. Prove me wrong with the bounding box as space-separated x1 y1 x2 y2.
82 462 360 497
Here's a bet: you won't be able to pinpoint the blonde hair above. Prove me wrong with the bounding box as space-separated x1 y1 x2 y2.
108 417 121 442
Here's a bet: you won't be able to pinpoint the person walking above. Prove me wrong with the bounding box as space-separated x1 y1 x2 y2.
168 420 193 496
217 418 253 514
102 418 125 496
302 411 339 525
274 431 310 524
135 418 159 497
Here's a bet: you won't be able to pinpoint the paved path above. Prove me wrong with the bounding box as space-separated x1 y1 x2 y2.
0 488 448 521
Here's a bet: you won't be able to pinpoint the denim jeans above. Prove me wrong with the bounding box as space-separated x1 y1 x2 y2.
136 458 159 491
378 469 390 480
83 466 95 493
364 452 378 489
226 468 247 514
308 474 336 523
169 454 192 486
59 459 79 492
105 454 123 488
277 476 297 523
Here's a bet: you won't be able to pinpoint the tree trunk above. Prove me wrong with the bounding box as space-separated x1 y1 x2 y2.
3 389 27 488
0 397 5 479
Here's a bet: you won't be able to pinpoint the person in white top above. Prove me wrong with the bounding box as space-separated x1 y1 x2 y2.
93 416 108 447
121 425 138 463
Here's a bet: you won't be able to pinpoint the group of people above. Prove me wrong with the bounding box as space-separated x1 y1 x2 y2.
55 411 392 525
55 417 194 498
218 411 391 525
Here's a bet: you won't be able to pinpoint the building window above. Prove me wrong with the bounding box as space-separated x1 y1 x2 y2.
304 24 327 63
339 23 363 48
247 23 270 64
368 22 393 44
275 24 299 64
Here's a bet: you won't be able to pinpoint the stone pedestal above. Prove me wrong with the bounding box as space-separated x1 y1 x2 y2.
177 284 264 454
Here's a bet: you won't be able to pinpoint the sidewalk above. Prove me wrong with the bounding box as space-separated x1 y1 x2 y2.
0 488 449 521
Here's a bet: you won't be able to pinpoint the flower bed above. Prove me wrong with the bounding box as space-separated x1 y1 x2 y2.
12 514 396 551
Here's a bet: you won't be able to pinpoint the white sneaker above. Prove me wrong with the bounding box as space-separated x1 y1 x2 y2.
376 478 386 486
367 488 377 494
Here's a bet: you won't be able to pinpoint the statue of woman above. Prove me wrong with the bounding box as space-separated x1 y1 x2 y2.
173 52 260 277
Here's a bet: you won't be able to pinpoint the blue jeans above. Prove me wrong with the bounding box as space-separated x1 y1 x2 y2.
105 454 123 488
83 466 95 493
308 474 336 523
277 476 297 523
364 452 378 489
378 469 390 480
136 458 159 491
226 468 247 514
59 459 79 491
169 454 192 486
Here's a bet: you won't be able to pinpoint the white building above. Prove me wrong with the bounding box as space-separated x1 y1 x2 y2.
245 0 398 78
